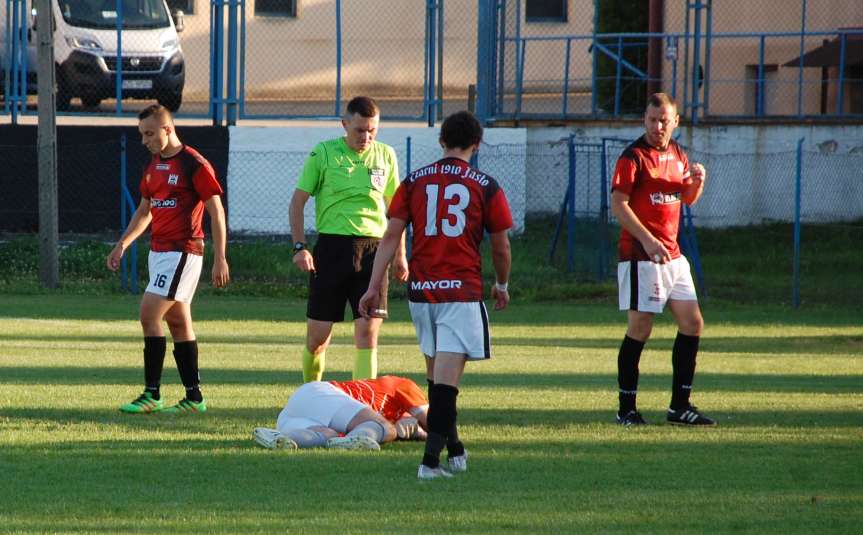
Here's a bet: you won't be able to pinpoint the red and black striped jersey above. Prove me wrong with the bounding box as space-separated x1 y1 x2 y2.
388 157 512 303
611 137 690 261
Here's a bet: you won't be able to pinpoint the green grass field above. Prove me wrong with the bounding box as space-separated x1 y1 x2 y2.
1 295 860 534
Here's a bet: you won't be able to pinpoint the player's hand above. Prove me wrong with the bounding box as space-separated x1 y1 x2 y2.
293 249 315 272
491 285 510 310
395 416 418 440
644 239 671 264
685 162 706 187
212 257 230 288
106 243 125 272
392 254 409 282
358 289 379 320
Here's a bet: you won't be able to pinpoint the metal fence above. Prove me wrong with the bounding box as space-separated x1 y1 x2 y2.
4 0 862 123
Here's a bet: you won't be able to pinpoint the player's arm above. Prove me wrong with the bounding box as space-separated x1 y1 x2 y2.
384 194 409 282
610 190 670 263
358 216 408 319
489 229 511 311
107 197 151 271
204 195 230 288
289 188 315 272
681 162 706 206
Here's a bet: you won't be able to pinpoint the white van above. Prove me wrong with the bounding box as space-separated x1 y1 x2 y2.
2 0 185 111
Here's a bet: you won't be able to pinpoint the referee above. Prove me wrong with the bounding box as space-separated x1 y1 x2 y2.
289 96 407 382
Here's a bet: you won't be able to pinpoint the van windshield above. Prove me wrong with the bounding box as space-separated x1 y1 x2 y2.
58 0 170 29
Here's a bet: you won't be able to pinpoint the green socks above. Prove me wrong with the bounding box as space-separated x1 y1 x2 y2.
353 348 378 380
302 347 325 382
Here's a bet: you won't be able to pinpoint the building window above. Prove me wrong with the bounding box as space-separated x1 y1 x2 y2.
166 0 194 16
256 0 297 17
526 0 567 23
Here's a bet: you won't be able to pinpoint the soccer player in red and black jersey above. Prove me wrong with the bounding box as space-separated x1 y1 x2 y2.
358 111 513 479
610 93 715 427
107 104 229 415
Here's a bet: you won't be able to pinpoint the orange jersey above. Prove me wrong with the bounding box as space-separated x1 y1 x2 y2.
329 376 428 422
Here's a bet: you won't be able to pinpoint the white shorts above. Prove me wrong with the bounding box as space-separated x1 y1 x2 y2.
408 301 491 360
276 382 367 435
145 251 203 304
618 256 698 313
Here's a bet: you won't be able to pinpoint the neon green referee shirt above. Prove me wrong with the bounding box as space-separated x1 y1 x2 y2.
297 137 400 238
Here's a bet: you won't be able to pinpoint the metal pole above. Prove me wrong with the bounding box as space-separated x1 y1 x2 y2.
837 32 846 115
792 138 803 308
239 0 246 118
691 0 702 124
614 36 622 117
591 0 597 115
10 0 19 122
334 0 342 117
406 136 412 174
567 135 576 273
562 38 571 117
226 0 238 125
120 134 127 291
115 0 123 115
427 0 436 126
3 0 11 113
757 34 765 116
797 0 806 118
436 0 444 122
703 0 712 116
35 0 58 288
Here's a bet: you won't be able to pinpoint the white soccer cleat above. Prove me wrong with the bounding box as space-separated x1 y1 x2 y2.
253 427 298 450
447 451 468 473
417 464 453 480
326 436 381 451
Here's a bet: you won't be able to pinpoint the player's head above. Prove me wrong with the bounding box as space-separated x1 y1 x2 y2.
440 111 483 151
138 104 177 155
644 93 679 150
342 96 380 153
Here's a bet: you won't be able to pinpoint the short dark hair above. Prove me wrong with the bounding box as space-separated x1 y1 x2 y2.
646 92 678 112
440 111 483 150
138 104 173 123
345 96 380 118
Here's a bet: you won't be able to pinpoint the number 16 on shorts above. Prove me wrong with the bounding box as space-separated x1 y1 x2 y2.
146 251 203 303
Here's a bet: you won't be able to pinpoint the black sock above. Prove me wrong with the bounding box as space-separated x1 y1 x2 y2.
143 336 166 400
671 332 699 410
423 383 459 467
618 335 645 415
173 340 201 400
428 378 462 455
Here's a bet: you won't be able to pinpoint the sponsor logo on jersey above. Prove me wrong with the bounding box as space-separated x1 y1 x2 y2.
151 198 178 208
168 174 179 185
410 279 463 291
156 163 170 170
370 168 386 191
649 192 681 205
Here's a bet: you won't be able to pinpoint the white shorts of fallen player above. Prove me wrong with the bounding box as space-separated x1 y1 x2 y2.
618 255 697 313
276 381 367 435
145 251 203 303
408 301 491 360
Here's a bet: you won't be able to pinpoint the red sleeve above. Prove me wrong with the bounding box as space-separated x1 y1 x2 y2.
192 161 223 201
611 156 638 196
484 189 513 233
387 182 410 221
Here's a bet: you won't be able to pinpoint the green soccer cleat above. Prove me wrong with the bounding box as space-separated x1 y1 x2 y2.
162 398 207 414
119 392 164 414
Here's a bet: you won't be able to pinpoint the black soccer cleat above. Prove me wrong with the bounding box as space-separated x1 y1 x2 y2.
667 405 717 426
616 410 648 426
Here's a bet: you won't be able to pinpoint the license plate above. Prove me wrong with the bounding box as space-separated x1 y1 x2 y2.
122 79 152 90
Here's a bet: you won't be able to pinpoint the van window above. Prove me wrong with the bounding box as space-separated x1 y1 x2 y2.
59 0 171 29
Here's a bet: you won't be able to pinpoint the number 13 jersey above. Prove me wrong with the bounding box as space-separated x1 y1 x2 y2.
388 157 512 303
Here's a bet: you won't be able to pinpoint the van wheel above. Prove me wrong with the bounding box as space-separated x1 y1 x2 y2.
158 92 182 112
81 96 101 108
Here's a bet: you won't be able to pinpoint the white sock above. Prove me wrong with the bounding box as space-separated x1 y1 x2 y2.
283 428 328 448
346 421 385 442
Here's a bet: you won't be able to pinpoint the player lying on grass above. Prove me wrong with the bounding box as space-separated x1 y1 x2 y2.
253 375 429 451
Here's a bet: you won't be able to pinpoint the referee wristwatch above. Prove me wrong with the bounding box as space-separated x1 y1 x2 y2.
293 241 306 253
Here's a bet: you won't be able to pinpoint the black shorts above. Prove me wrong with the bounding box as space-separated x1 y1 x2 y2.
307 234 389 322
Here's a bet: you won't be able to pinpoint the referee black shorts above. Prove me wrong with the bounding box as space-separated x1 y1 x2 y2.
307 234 389 322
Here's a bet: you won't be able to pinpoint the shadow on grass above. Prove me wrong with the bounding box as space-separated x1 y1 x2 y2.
2 402 861 432
1 367 860 394
2 331 860 355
